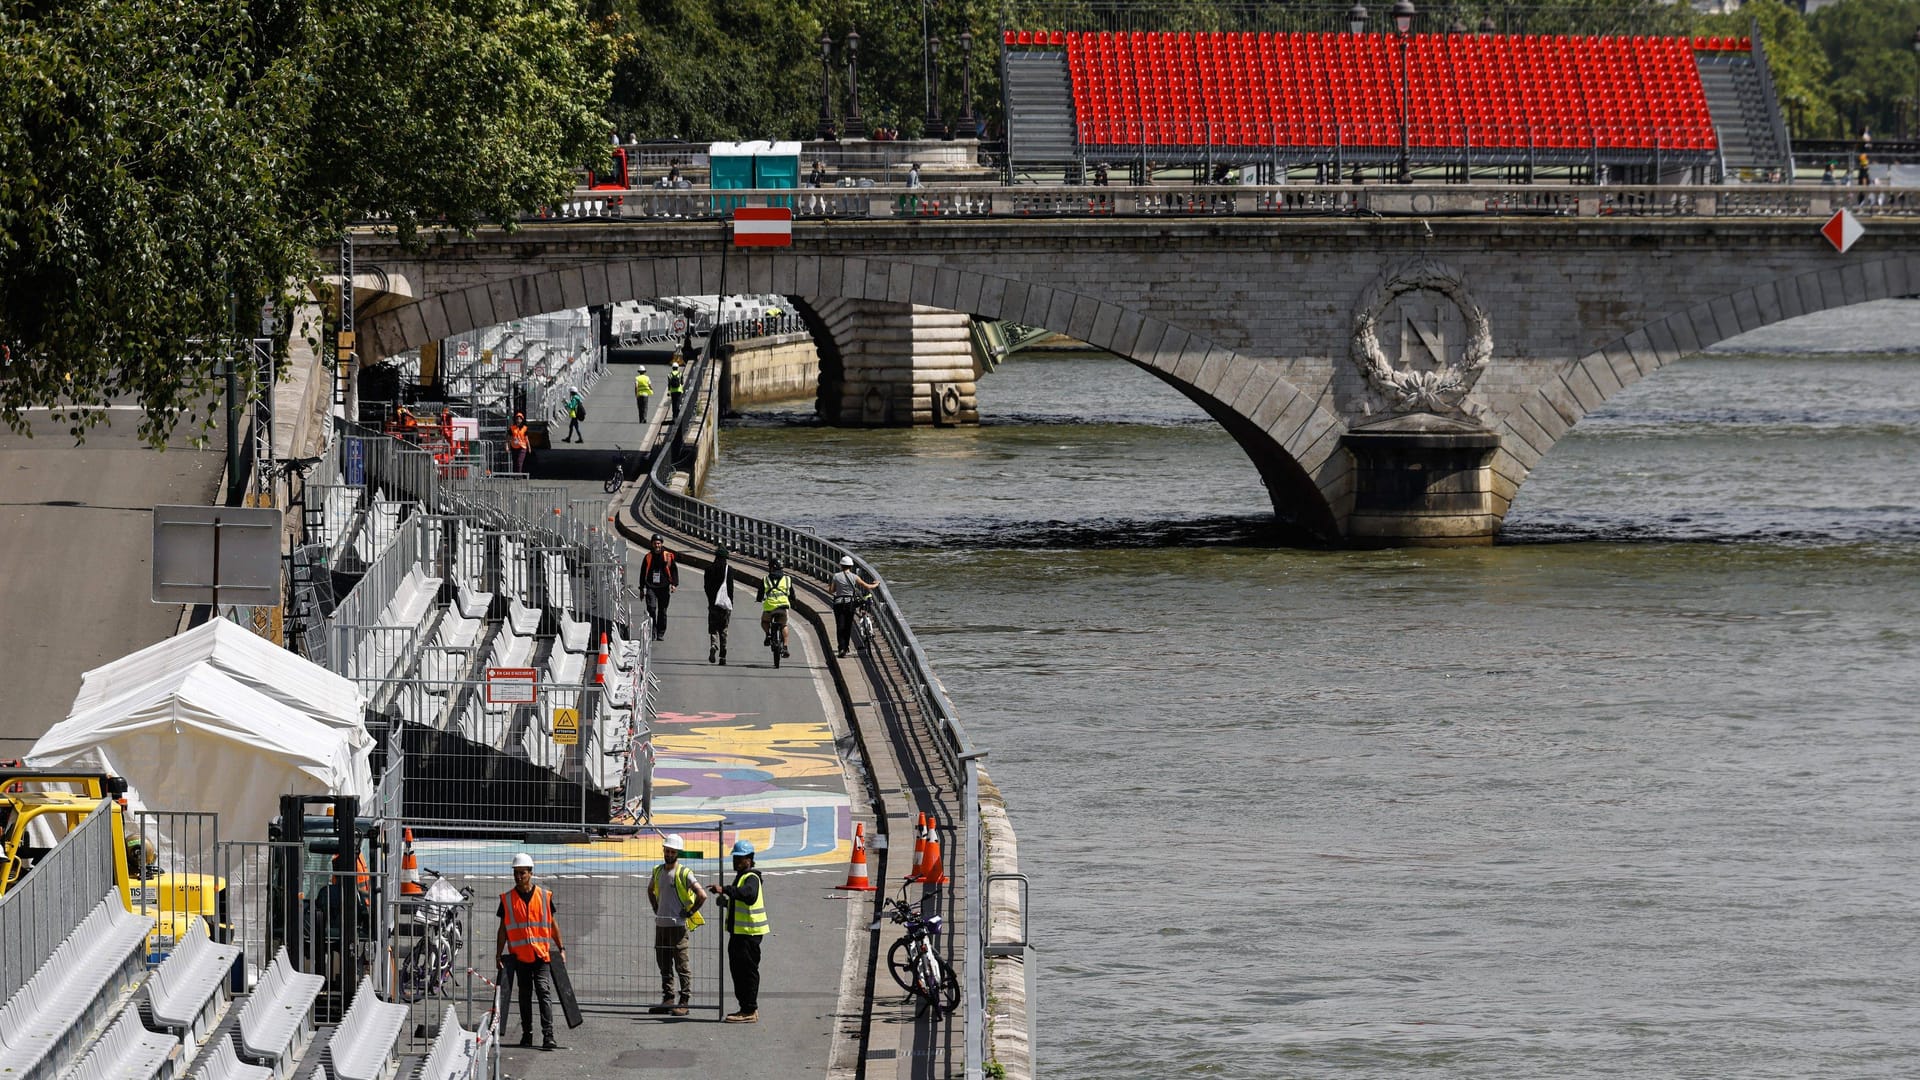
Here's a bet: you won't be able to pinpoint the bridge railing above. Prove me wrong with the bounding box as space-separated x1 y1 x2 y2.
550 183 1920 222
634 344 996 1078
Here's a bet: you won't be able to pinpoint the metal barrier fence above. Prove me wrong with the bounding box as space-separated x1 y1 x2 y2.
0 799 119 1006
638 324 996 1072
126 811 220 959
560 182 1920 221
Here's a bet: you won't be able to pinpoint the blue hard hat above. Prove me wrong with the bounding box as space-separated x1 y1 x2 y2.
730 840 755 858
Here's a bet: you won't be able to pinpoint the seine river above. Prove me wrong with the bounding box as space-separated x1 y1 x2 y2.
705 300 1920 1079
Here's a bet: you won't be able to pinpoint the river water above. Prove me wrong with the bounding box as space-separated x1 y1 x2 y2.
705 300 1920 1079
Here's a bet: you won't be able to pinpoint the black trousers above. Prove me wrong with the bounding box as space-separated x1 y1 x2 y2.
509 956 557 1040
646 587 671 636
728 934 762 1012
832 603 856 653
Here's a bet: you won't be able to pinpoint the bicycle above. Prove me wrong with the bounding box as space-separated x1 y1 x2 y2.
604 443 632 493
395 868 472 1003
764 610 789 669
852 593 877 650
884 890 959 1017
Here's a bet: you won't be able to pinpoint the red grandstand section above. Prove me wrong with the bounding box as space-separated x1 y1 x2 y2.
1038 30 1716 154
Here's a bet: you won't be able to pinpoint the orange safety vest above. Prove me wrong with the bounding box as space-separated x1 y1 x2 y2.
508 423 530 451
500 886 557 963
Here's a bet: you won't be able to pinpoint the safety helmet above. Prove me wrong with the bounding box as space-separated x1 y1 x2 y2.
661 833 685 852
839 556 854 568
638 366 647 374
768 559 783 575
512 853 534 869
730 840 755 858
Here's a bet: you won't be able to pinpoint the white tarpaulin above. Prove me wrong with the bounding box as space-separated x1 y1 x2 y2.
28 662 370 840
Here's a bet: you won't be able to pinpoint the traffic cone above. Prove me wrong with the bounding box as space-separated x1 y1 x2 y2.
914 816 948 887
833 823 877 892
905 813 928 882
595 633 610 685
400 828 424 896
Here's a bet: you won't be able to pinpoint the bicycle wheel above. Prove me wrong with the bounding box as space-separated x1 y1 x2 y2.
913 951 941 1011
887 937 917 992
397 941 434 1002
936 961 960 1016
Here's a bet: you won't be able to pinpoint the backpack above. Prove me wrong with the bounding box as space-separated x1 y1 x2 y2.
571 397 586 420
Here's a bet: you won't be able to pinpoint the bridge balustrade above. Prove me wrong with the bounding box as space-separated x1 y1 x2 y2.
557 183 1920 224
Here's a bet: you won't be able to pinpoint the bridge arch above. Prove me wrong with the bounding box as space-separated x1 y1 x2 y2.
1484 254 1920 524
358 253 1353 537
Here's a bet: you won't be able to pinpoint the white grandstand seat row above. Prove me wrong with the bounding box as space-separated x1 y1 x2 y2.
64 1009 179 1080
0 894 153 1080
235 949 323 1080
146 919 242 1043
322 977 406 1080
416 1006 477 1080
194 1037 271 1080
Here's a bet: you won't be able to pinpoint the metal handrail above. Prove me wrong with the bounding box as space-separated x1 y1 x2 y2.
633 339 992 1076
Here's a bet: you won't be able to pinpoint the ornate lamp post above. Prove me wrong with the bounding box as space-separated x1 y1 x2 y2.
1393 0 1416 183
844 30 866 138
957 31 976 139
817 31 837 140
1348 2 1368 34
1480 15 1496 34
927 35 945 138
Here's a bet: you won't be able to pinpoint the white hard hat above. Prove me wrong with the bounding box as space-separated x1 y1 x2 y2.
512 853 534 869
662 834 684 851
839 555 854 568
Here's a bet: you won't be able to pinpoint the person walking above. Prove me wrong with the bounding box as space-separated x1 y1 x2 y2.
830 555 879 658
757 558 794 659
638 534 678 640
647 833 705 1016
496 853 566 1051
634 367 653 423
707 839 768 1023
563 387 586 443
706 544 733 665
667 357 685 421
508 412 531 474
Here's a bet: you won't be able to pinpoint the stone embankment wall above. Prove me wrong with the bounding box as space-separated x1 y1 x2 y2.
726 332 819 406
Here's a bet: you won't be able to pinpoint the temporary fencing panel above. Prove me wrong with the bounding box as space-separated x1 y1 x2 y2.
0 800 118 1005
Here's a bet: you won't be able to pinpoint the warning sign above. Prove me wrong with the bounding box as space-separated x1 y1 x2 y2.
487 667 537 704
552 707 580 746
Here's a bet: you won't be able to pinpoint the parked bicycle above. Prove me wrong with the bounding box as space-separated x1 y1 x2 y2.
884 889 959 1017
605 443 634 493
395 868 472 1003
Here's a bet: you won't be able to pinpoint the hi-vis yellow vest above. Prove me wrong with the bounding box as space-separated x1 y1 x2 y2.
651 863 705 930
761 575 792 612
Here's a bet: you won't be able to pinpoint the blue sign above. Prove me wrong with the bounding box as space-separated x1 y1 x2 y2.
345 437 365 487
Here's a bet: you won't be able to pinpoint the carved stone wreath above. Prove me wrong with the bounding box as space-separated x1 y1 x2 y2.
1349 259 1493 417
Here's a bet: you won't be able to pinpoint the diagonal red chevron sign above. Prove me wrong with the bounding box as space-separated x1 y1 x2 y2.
732 206 793 247
1820 208 1863 254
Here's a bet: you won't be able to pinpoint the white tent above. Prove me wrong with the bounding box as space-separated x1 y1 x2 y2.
29 661 371 841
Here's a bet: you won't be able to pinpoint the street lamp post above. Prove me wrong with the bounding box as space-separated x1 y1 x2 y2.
845 30 865 138
1394 0 1416 183
957 31 976 139
817 31 837 141
1348 3 1367 35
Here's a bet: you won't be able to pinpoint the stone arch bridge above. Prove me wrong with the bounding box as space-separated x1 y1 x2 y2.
346 211 1920 545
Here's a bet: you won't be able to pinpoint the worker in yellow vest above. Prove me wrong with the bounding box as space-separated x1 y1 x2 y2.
708 838 769 1022
495 852 566 1051
647 833 705 1015
634 367 653 423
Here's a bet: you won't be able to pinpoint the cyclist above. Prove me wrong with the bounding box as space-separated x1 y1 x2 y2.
829 555 879 658
757 559 793 659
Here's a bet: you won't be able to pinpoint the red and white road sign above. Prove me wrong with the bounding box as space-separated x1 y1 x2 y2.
1821 208 1864 254
732 206 793 247
487 667 537 704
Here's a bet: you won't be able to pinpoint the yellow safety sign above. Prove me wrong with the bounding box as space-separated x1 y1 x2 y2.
552 707 579 746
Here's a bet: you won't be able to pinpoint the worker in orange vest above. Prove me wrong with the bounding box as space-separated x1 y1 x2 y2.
508 412 531 474
496 853 566 1051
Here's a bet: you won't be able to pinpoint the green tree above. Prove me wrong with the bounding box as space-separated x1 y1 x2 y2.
1810 0 1920 139
0 0 611 445
1703 0 1840 139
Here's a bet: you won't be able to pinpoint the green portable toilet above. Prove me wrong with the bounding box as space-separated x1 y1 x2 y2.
753 141 802 208
708 142 756 211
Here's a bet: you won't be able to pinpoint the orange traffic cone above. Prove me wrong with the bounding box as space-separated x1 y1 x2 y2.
905 813 929 882
400 828 424 896
834 823 877 892
914 816 948 887
595 633 610 685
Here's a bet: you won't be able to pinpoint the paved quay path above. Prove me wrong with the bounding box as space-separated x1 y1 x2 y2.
420 540 866 1078
525 351 679 481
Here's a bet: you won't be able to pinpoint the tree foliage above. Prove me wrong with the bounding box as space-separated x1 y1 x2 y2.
1808 0 1920 139
0 0 610 444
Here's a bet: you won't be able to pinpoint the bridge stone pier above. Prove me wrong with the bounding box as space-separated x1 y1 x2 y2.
348 212 1920 545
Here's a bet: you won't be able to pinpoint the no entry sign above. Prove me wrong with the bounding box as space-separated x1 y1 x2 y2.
732 207 793 247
